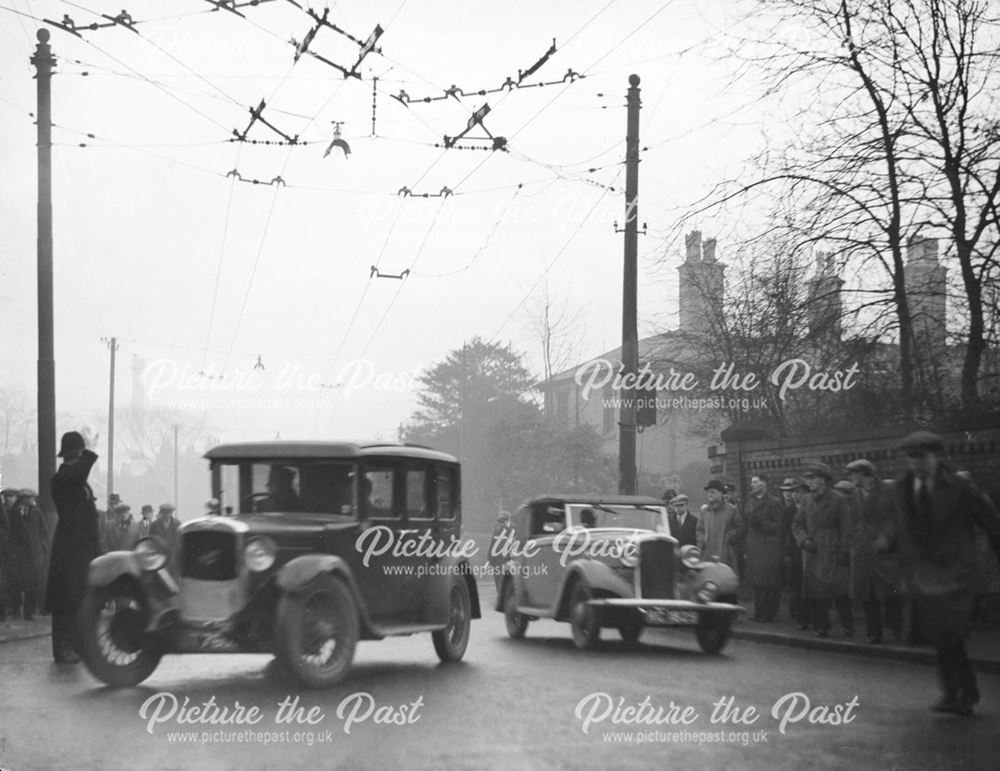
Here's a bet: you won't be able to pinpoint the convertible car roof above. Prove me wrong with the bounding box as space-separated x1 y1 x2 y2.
205 441 458 464
524 494 667 507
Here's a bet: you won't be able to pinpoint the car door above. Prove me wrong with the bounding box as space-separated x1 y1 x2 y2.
355 460 419 624
522 503 567 612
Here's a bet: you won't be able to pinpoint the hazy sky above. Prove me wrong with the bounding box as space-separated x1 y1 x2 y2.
0 0 769 450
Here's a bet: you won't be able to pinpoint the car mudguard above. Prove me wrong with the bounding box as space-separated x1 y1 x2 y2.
696 560 740 597
423 556 481 624
276 555 383 639
87 551 142 588
554 559 633 620
276 554 355 593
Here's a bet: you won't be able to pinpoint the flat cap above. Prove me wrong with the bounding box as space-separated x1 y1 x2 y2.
846 459 876 475
1 487 19 496
778 477 797 490
802 462 834 480
833 480 855 493
722 483 736 493
790 477 810 491
158 503 176 513
17 488 38 498
704 480 727 493
899 430 944 454
670 494 690 505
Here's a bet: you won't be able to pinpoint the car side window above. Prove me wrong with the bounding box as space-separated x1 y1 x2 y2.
364 467 397 519
436 466 454 520
405 467 432 520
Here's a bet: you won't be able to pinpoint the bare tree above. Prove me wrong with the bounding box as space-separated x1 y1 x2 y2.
691 0 1000 417
0 388 34 458
525 282 584 420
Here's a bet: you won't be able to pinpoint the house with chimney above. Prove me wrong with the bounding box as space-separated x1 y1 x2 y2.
542 230 969 494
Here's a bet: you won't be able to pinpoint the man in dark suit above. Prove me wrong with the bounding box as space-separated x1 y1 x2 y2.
883 431 1000 716
668 494 698 547
46 430 101 663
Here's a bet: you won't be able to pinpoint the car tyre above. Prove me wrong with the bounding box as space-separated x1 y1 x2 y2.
618 621 643 646
569 582 600 650
275 574 359 688
433 578 472 662
695 596 736 655
503 580 529 639
79 578 163 688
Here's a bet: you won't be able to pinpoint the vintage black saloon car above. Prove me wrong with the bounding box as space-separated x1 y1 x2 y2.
497 495 741 652
79 441 480 688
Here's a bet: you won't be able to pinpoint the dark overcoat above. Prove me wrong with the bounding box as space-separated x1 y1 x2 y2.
8 500 49 583
849 478 900 600
792 486 851 598
885 466 1000 638
744 493 785 587
45 450 101 615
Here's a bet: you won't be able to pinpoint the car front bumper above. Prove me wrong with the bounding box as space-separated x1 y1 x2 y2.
588 598 743 626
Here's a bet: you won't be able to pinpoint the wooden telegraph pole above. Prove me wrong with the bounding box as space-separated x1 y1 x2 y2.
618 74 641 495
32 29 57 518
103 337 118 509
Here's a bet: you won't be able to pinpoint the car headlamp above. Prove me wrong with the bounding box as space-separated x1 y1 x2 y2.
244 537 277 572
696 580 718 603
619 539 640 568
679 544 703 569
135 537 168 572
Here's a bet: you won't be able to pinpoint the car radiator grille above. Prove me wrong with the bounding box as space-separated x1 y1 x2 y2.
638 539 674 599
182 530 238 581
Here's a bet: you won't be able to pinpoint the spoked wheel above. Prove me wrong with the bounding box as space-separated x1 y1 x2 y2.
79 579 162 688
433 578 472 662
275 575 359 688
569 582 600 650
503 580 529 639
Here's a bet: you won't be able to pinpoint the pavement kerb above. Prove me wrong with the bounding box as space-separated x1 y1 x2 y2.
727 626 1000 675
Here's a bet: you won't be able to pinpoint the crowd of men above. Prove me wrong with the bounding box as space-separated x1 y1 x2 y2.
0 483 180 625
662 430 1000 717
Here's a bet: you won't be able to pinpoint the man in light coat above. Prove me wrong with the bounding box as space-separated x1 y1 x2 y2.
697 480 743 569
793 462 854 638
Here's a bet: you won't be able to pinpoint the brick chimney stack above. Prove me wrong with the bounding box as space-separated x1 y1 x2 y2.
677 230 726 335
905 235 947 355
806 252 845 340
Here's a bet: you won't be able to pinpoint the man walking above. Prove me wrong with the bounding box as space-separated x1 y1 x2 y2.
882 431 1000 716
793 462 853 638
744 474 785 622
46 430 101 663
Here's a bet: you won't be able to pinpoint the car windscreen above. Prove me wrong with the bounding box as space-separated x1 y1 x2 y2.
566 503 667 532
214 460 357 515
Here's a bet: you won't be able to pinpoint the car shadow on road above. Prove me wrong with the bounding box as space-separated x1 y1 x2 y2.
495 633 730 662
72 655 482 706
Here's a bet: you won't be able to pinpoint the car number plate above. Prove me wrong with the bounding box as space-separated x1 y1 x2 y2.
181 629 239 652
644 608 698 625
667 610 697 625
